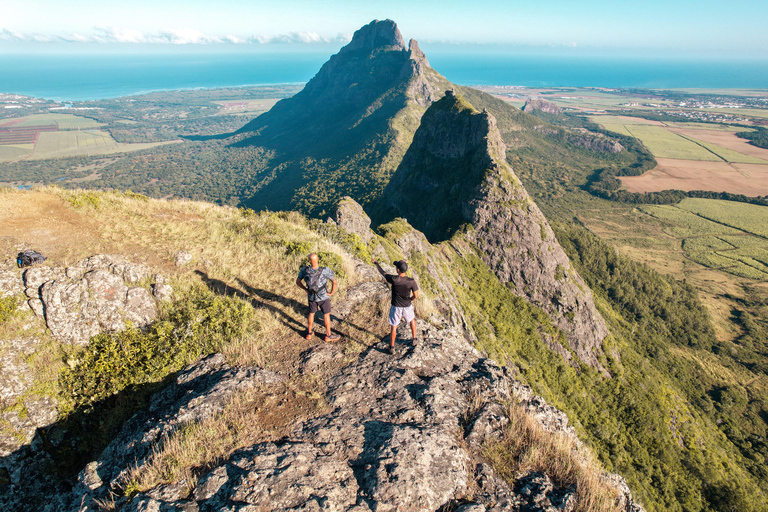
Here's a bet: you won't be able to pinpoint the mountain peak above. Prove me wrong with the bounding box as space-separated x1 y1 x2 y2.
341 19 406 54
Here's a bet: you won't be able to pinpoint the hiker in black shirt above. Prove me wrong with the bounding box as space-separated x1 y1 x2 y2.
373 259 419 353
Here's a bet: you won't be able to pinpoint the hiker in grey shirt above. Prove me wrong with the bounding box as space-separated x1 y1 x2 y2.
296 253 340 342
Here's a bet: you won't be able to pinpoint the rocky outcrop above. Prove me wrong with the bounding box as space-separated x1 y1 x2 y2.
71 354 286 511
572 133 624 153
332 196 374 243
523 98 562 115
67 319 643 512
21 255 168 345
379 92 609 369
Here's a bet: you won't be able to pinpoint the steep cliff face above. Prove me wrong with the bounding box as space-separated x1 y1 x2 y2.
380 92 609 369
235 19 451 215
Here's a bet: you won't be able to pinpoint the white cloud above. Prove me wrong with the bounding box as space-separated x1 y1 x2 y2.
0 27 352 45
0 28 25 41
91 26 148 43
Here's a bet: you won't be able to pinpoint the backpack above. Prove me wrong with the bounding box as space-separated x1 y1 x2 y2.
17 249 47 268
306 267 327 294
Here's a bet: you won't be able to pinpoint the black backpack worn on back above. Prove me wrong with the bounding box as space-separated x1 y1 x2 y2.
17 250 47 268
306 266 327 294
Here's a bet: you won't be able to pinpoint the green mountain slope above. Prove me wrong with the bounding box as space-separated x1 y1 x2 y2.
232 19 452 216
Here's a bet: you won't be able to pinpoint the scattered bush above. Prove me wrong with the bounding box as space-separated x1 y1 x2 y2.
0 295 20 324
59 286 254 413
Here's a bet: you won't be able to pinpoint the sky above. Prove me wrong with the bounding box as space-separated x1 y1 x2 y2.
1 0 767 57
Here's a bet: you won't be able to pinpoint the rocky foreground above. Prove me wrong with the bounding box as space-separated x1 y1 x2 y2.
1 251 643 511
76 319 640 512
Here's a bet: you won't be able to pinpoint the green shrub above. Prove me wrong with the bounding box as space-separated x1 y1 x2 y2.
59 287 253 413
308 219 373 262
285 240 312 256
66 191 102 209
0 295 20 324
317 251 346 279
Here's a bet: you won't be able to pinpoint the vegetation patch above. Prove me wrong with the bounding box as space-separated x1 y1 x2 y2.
484 403 620 512
54 284 255 475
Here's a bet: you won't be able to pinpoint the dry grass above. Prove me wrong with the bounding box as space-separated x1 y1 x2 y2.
483 402 622 512
122 380 328 498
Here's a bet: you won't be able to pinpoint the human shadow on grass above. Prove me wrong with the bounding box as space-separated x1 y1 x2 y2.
195 270 304 335
236 277 380 339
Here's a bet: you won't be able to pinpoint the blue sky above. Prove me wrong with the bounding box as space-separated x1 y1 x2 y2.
2 0 766 56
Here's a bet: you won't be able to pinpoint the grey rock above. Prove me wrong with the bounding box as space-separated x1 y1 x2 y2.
174 251 193 267
0 268 23 297
152 274 174 302
332 196 374 243
513 472 576 512
72 354 286 510
78 254 152 284
23 256 161 345
523 98 562 115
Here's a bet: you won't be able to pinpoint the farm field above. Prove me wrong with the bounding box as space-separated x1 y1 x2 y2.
623 124 722 160
620 159 768 196
639 199 768 280
0 145 33 162
11 113 101 130
573 200 768 342
666 127 768 160
213 98 282 116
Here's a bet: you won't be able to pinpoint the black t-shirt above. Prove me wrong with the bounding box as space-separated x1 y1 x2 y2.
385 274 419 308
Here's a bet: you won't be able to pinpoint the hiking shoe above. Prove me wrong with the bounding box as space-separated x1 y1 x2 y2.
304 331 313 340
324 333 341 342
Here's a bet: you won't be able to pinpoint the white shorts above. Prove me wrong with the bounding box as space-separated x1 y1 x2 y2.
388 305 415 326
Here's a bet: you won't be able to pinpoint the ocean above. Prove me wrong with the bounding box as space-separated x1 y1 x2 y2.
1 50 767 102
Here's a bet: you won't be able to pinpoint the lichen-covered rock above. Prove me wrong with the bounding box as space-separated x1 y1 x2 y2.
0 268 23 297
152 274 173 302
71 354 286 511
78 254 152 284
174 251 192 267
332 196 374 243
22 255 160 345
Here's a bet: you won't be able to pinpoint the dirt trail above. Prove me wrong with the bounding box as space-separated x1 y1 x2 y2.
0 191 102 265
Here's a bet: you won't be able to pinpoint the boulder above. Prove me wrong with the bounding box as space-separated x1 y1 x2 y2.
332 196 374 243
23 255 160 345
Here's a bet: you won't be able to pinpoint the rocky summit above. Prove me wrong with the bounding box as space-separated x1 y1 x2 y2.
0 190 645 511
233 19 451 216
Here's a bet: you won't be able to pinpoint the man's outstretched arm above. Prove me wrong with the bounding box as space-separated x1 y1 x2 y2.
372 259 387 277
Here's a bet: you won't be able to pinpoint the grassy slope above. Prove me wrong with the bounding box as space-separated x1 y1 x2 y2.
0 187 628 509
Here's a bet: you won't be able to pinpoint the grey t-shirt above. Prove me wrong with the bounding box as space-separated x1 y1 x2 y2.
298 265 335 302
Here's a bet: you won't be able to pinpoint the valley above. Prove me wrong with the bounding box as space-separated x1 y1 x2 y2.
2 19 768 512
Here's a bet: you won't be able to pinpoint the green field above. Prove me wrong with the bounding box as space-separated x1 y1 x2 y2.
592 115 661 125
598 123 634 137
672 134 768 163
0 145 32 162
13 113 100 129
32 130 118 159
677 198 768 238
640 199 768 280
624 124 723 160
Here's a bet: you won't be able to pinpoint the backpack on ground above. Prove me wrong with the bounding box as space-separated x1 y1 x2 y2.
16 249 47 268
306 267 327 294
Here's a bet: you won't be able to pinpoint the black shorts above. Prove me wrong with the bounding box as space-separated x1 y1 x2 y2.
309 299 331 315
